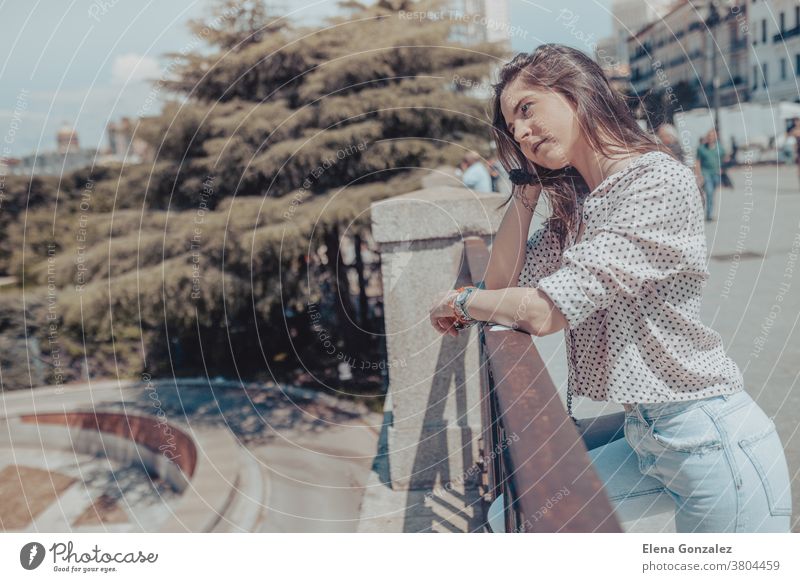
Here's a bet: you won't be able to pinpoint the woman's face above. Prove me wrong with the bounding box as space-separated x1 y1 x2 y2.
499 78 579 170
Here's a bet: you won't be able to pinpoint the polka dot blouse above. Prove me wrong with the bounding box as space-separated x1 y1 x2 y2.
517 150 744 406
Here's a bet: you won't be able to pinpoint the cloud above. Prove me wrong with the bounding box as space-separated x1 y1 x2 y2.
111 53 162 85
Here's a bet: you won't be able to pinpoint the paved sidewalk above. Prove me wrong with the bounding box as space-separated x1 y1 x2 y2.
0 380 381 532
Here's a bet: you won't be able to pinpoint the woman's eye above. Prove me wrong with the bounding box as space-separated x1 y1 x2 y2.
521 102 532 115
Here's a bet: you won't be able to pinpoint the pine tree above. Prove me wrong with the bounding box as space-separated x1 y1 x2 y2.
132 0 507 207
5 0 510 392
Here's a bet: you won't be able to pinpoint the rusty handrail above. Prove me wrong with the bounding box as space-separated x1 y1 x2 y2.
463 236 622 533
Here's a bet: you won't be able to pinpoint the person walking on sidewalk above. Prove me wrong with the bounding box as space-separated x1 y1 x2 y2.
788 117 800 190
697 128 726 222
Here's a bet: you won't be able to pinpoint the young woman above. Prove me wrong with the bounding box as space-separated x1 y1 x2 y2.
427 44 792 533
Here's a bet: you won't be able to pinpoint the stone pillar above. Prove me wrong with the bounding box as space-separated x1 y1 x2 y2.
370 187 505 490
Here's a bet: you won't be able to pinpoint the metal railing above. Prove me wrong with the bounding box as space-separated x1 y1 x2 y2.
463 237 624 533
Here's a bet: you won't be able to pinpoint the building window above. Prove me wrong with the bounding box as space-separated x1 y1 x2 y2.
780 12 785 32
753 64 759 89
781 57 787 80
796 54 800 76
763 62 768 87
762 18 767 43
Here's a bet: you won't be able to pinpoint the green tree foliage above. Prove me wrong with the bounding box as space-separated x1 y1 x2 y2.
2 0 507 395
185 0 284 51
128 0 505 208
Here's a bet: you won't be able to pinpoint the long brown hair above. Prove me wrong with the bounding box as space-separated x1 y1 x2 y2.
490 44 674 247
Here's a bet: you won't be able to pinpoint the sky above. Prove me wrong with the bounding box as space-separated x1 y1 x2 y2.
0 0 614 156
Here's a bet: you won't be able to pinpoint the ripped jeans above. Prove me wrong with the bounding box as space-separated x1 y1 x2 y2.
588 390 793 532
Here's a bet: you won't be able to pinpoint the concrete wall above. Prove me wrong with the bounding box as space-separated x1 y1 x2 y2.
370 186 505 491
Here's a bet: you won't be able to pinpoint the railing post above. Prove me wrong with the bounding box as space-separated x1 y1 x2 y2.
370 187 505 491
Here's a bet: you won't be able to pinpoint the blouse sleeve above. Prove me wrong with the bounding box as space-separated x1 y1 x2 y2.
517 223 564 289
536 164 699 329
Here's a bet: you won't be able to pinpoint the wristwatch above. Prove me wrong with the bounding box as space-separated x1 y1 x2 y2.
452 286 478 329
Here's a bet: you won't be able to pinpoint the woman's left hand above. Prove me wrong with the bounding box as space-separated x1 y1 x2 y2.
429 290 460 337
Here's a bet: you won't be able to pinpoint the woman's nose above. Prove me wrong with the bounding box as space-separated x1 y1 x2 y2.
513 124 532 143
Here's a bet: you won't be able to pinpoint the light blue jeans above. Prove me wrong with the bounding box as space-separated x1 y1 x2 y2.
702 170 721 220
588 390 793 532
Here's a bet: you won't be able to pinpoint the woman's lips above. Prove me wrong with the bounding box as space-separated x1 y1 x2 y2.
533 138 549 153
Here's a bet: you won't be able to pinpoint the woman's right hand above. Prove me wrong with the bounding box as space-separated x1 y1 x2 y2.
431 316 459 337
429 290 460 337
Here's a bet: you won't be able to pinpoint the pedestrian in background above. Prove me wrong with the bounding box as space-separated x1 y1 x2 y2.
458 152 493 193
696 128 726 222
487 154 513 193
788 117 800 190
655 122 685 165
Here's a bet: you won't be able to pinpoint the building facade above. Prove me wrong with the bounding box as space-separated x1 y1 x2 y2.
749 0 800 103
447 0 512 48
611 0 675 65
627 0 750 108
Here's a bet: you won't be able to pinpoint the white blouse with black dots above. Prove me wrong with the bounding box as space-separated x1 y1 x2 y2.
518 150 744 405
